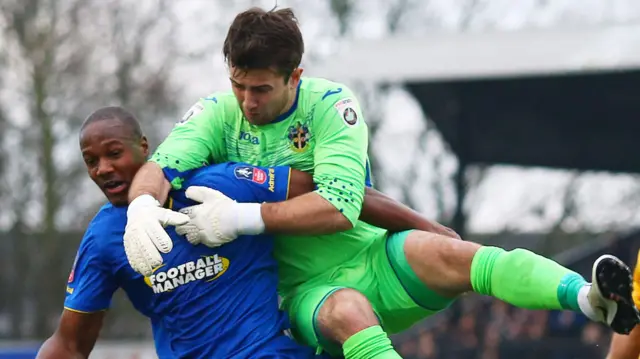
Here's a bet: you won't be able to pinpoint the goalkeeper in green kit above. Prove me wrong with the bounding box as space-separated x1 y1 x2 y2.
122 6 640 359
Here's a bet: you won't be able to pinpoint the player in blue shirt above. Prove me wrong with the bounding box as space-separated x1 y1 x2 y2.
37 107 320 359
36 106 457 359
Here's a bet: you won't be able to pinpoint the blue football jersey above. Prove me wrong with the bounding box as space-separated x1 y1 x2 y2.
64 163 318 359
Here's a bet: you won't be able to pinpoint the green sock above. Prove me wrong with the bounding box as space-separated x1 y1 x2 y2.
470 246 587 311
343 326 402 359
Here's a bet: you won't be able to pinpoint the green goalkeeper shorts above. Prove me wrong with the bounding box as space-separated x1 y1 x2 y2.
281 230 456 356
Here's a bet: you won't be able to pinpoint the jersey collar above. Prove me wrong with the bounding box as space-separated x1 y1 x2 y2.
271 79 302 124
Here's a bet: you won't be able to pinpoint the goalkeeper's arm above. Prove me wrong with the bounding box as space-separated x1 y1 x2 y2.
128 162 172 205
288 170 460 239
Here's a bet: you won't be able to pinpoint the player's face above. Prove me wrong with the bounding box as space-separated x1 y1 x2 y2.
79 120 149 206
229 66 302 125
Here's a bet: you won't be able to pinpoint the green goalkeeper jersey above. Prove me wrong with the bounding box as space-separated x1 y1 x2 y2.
151 77 387 294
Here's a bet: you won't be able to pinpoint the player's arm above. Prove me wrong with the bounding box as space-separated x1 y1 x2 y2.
607 329 640 359
36 310 104 359
38 225 119 358
359 188 460 238
288 170 460 238
260 89 368 234
128 98 224 204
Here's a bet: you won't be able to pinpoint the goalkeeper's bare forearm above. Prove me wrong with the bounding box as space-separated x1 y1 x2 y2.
288 170 460 239
128 162 172 205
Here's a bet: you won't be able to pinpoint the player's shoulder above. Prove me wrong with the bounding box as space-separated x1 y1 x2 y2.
83 203 127 247
92 202 127 224
186 163 235 182
172 163 247 208
299 77 363 128
179 162 285 204
299 77 354 104
197 90 237 108
178 90 239 125
184 162 263 192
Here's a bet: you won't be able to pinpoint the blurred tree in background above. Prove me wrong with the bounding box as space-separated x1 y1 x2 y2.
0 0 183 338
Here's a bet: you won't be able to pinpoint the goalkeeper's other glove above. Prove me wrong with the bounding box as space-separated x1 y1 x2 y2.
176 186 265 247
124 194 189 276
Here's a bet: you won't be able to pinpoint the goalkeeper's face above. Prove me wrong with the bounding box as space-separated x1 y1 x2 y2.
229 66 303 125
79 119 149 206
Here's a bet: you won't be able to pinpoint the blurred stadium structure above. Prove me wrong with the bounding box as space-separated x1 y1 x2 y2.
315 23 640 235
4 18 640 359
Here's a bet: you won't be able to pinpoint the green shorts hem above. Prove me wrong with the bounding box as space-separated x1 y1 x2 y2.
311 287 343 356
284 285 355 357
310 288 386 356
386 230 456 311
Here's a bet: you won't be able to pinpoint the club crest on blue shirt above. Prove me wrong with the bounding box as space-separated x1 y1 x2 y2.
234 166 267 184
287 121 310 153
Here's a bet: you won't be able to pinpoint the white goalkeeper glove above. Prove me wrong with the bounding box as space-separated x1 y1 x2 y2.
124 194 190 276
175 186 265 248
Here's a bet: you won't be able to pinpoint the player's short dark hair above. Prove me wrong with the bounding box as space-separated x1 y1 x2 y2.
223 7 304 81
81 106 143 140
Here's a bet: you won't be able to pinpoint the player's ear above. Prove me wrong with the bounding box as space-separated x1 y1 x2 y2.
140 135 149 157
289 68 303 89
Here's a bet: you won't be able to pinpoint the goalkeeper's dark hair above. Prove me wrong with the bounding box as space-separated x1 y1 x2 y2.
223 6 304 82
81 106 143 140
